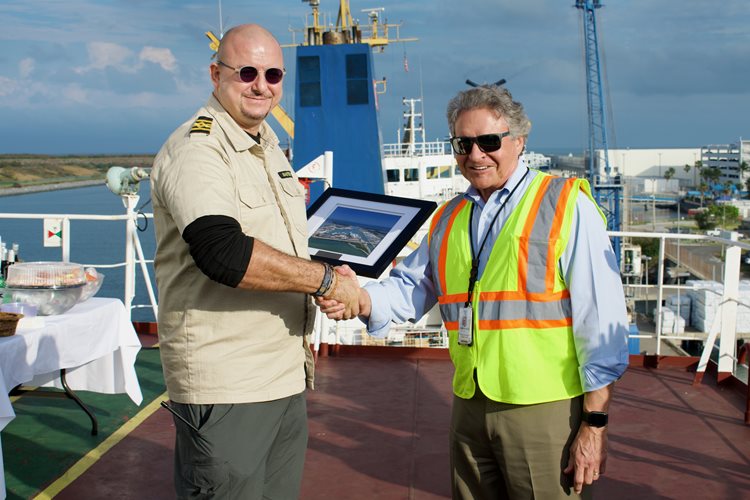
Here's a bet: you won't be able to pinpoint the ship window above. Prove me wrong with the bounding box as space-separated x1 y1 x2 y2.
426 166 451 179
404 168 419 181
299 56 321 107
454 165 461 175
386 169 400 182
346 54 369 105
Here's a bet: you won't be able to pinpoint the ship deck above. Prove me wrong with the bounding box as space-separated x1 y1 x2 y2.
5 336 750 499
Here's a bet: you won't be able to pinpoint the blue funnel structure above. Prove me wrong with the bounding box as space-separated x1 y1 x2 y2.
293 43 384 204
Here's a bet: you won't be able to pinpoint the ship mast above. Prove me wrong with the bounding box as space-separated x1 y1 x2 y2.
299 0 417 48
400 98 424 156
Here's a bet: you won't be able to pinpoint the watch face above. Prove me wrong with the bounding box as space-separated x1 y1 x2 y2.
585 411 608 427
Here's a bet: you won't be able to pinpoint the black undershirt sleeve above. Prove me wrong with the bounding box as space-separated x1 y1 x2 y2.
181 215 254 288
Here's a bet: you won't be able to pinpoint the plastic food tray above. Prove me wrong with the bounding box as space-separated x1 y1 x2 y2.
6 261 86 289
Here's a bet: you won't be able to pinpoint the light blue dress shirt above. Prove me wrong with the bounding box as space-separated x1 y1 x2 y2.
364 160 629 392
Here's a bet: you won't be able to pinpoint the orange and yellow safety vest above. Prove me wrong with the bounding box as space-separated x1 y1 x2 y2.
428 172 605 404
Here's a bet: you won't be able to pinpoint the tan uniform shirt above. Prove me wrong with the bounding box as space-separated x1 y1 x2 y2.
151 95 315 404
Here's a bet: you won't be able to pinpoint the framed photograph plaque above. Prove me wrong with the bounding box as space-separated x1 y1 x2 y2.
307 188 437 278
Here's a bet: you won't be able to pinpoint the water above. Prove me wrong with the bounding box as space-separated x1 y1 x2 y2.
0 184 157 321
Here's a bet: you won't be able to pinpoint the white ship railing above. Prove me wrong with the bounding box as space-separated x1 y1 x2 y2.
2 202 749 381
382 141 451 158
0 194 157 322
610 229 750 381
318 229 750 382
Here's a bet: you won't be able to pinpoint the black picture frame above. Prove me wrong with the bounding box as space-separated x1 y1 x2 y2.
306 188 437 278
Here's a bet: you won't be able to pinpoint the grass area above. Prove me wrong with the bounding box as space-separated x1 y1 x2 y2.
0 155 154 189
3 347 165 499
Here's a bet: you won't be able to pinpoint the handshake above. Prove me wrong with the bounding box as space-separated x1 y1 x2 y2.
315 265 371 321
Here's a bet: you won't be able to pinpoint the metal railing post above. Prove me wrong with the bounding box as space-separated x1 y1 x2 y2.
122 195 139 321
718 231 741 381
62 218 71 262
655 236 666 355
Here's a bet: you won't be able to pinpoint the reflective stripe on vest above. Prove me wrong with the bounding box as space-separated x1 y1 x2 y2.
428 172 601 403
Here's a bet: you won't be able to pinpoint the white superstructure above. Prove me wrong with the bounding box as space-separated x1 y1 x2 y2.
381 98 550 203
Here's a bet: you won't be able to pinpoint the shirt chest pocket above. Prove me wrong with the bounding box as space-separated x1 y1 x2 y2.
277 177 309 238
238 182 272 209
237 183 278 237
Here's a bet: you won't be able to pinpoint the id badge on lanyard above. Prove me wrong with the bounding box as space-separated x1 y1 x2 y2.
458 305 473 345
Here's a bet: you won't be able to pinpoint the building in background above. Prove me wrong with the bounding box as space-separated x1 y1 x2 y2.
548 139 749 191
701 140 750 186
601 148 700 183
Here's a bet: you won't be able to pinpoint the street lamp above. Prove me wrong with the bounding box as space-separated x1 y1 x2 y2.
693 151 698 187
658 152 663 177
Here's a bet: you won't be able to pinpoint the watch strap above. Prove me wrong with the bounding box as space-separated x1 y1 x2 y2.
583 410 608 427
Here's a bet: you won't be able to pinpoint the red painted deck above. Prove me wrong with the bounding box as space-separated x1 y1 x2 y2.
55 347 750 499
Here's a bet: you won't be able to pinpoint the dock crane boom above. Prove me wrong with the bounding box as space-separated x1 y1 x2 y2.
575 0 622 260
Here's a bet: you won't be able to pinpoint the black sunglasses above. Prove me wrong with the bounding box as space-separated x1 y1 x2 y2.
449 132 511 155
217 60 286 84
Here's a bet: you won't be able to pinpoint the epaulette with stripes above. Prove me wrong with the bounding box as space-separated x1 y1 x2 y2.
190 116 213 135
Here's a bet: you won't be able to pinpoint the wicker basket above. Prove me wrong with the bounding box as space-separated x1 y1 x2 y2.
0 312 23 337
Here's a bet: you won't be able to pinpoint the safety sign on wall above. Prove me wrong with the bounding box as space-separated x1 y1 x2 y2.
44 218 63 247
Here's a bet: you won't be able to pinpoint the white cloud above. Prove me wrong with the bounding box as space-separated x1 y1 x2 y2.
75 41 135 74
19 58 35 79
0 77 18 97
139 47 177 73
63 84 88 103
73 42 178 76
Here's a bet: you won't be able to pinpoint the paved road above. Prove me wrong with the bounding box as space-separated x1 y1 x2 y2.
0 179 104 198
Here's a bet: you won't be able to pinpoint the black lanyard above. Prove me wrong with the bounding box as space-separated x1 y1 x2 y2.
466 168 530 307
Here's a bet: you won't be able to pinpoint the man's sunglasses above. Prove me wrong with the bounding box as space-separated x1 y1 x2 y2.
449 132 511 155
217 61 285 84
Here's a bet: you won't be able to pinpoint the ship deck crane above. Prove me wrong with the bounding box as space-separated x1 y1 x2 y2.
575 0 622 261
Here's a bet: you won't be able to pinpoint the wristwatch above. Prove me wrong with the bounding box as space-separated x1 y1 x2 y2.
582 411 608 428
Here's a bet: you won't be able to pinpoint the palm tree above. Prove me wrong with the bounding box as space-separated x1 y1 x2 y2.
699 182 708 207
693 159 702 187
740 160 749 190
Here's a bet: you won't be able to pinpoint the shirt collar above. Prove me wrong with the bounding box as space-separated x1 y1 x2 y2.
463 157 529 208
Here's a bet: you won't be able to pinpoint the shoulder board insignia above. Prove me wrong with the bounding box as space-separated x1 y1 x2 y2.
278 171 293 179
190 116 213 135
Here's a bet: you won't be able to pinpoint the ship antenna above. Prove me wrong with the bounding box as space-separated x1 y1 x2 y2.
219 0 224 38
419 57 426 143
465 78 506 88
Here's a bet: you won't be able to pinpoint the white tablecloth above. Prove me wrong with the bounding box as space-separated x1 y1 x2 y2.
0 297 143 498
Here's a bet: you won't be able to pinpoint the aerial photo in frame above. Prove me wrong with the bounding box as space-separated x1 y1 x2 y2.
309 206 400 258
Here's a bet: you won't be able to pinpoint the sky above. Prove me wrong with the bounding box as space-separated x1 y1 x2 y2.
1 0 748 155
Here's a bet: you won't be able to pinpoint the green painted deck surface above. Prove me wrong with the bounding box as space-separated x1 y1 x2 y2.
3 347 165 499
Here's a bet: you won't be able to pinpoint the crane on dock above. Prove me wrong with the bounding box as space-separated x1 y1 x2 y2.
575 0 622 260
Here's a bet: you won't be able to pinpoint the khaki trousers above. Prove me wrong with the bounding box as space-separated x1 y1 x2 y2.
450 391 591 499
